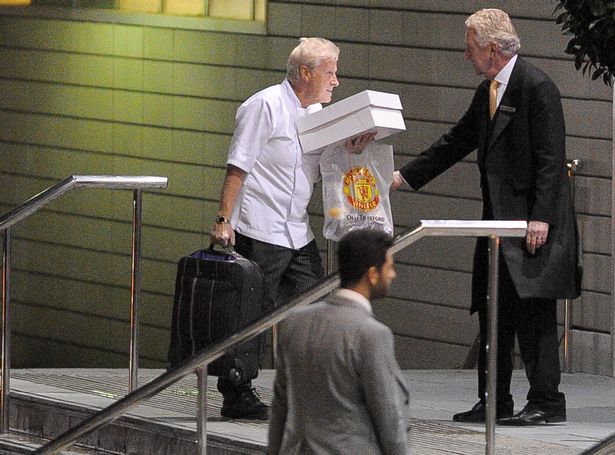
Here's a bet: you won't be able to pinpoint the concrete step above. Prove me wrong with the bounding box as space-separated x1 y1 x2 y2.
9 371 267 455
0 431 109 454
6 368 615 455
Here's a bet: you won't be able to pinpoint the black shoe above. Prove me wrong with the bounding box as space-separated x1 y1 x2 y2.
497 403 566 426
452 400 514 423
221 387 269 420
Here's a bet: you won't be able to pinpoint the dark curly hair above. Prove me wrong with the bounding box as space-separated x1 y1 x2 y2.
337 229 394 288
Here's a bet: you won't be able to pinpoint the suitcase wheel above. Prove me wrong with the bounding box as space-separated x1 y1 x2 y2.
228 367 243 385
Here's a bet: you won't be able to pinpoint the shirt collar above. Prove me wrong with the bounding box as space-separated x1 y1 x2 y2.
334 288 373 314
282 79 302 108
282 78 323 113
494 54 517 86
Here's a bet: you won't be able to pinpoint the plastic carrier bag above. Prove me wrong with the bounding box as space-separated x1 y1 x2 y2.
320 142 394 241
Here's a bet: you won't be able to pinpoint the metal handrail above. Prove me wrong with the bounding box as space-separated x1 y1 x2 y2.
0 175 168 433
564 158 581 373
0 175 167 231
581 431 615 454
34 219 527 455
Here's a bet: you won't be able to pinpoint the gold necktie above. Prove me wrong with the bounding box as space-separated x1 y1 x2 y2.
489 79 499 119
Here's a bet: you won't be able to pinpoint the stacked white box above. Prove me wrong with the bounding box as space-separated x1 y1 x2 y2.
296 90 405 153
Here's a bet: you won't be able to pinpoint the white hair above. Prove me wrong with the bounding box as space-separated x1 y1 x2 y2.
287 37 340 83
466 8 521 57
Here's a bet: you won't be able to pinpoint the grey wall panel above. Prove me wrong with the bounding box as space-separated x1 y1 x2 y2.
571 331 612 375
373 298 477 346
391 192 482 227
270 4 567 59
11 335 137 368
392 158 481 199
394 335 470 370
12 270 171 328
389 263 472 310
581 253 611 294
280 1 558 20
395 236 476 273
577 214 610 255
566 137 612 178
0 1 611 373
576 176 611 217
572 291 611 333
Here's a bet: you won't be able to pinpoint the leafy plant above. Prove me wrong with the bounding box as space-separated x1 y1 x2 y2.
554 0 615 85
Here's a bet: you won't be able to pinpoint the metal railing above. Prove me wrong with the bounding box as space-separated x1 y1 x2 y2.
563 158 581 373
33 219 527 455
581 432 615 454
0 175 168 432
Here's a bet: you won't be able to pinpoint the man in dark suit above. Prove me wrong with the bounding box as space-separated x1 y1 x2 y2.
268 229 409 454
392 8 581 426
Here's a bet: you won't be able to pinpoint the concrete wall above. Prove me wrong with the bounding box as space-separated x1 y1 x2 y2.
0 0 611 373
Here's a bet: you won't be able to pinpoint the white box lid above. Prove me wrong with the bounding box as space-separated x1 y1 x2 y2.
297 90 405 152
296 90 403 133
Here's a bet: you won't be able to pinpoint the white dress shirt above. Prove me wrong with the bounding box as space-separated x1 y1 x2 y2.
333 288 373 314
227 80 322 249
493 54 518 108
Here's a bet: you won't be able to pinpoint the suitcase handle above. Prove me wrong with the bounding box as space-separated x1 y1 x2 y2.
189 244 238 263
209 243 238 256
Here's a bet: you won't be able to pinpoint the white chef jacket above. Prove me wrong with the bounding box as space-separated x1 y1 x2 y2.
227 79 322 250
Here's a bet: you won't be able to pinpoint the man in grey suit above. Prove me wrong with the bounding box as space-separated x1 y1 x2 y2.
268 229 410 455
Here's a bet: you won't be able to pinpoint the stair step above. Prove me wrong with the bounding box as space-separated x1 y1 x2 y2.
9 392 265 455
8 369 268 455
0 431 110 454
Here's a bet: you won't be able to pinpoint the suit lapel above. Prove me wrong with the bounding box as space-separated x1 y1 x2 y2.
487 58 523 150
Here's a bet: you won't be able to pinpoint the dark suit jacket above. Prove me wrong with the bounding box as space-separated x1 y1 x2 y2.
400 57 581 312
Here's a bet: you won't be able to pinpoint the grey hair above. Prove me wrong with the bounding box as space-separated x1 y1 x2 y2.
287 37 340 83
465 8 521 57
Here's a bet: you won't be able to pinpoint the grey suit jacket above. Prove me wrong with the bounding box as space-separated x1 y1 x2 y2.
268 291 410 455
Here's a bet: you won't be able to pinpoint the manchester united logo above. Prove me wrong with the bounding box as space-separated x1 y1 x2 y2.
343 167 380 212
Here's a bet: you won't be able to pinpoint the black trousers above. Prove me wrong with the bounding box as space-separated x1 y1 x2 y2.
476 257 566 413
218 232 324 397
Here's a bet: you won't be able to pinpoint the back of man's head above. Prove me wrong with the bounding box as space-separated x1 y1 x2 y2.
338 229 394 289
466 8 520 57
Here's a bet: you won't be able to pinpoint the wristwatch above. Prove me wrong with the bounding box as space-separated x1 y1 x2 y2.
215 215 229 224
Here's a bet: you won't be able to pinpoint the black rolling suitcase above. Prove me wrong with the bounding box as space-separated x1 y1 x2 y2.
167 246 266 384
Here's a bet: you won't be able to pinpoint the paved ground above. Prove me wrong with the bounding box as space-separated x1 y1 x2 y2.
8 368 615 454
401 369 615 452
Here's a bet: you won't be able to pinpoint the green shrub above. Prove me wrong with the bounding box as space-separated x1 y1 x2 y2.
555 0 615 85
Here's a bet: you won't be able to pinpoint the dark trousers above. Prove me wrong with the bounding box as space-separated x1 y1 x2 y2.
477 258 565 413
218 232 324 397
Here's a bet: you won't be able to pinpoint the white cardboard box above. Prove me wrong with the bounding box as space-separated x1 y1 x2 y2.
296 90 406 153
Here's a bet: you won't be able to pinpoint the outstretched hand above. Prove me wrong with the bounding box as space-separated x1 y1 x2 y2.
391 171 406 191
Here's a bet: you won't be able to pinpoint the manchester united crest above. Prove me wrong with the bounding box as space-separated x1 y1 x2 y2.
343 167 380 212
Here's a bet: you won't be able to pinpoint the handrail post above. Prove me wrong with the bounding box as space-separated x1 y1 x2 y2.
564 159 580 373
326 239 335 275
1 228 11 433
129 189 143 392
485 235 500 455
197 366 208 455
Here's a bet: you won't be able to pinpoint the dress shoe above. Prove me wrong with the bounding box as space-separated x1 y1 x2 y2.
453 400 514 423
221 387 269 420
497 403 566 426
